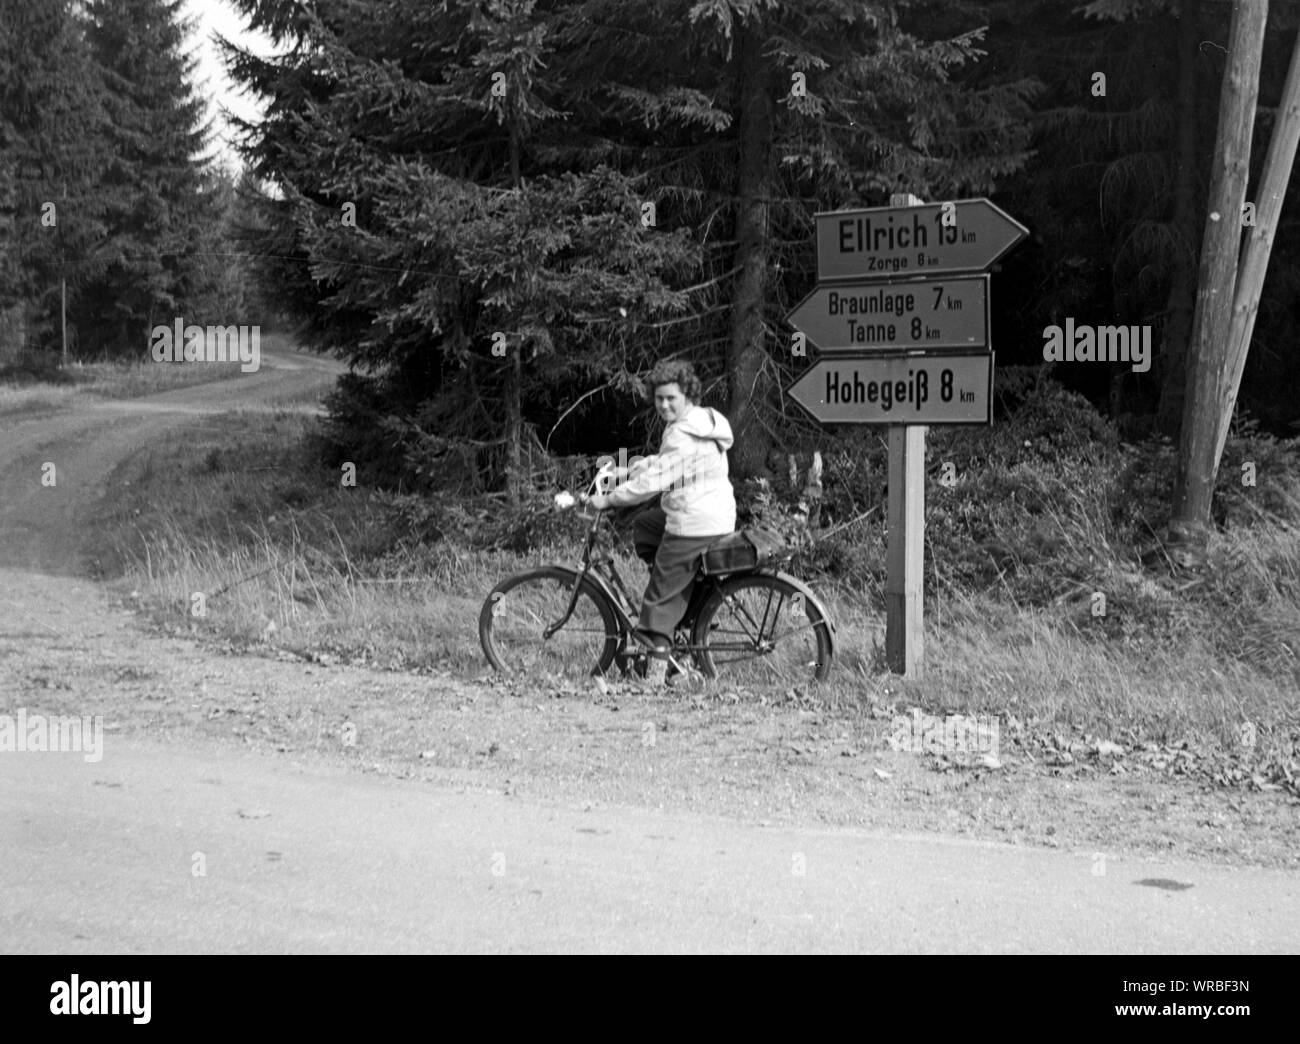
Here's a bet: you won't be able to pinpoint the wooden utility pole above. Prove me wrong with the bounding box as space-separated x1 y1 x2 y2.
884 193 927 677
1215 20 1300 466
1170 0 1269 552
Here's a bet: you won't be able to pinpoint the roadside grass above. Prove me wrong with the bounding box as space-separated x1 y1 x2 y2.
63 351 255 398
87 408 1300 769
0 383 81 418
0 330 300 411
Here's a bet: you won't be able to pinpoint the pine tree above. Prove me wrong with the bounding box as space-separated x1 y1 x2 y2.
184 167 251 323
980 0 1300 441
0 0 111 358
543 0 1041 475
225 0 703 497
76 0 214 356
224 0 1038 490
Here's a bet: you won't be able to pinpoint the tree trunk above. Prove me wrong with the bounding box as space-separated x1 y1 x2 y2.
1156 0 1202 435
726 16 775 480
504 347 523 509
1213 22 1300 465
504 119 523 509
1169 0 1268 555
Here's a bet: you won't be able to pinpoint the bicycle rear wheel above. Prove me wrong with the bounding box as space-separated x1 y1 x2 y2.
479 567 620 678
692 573 833 684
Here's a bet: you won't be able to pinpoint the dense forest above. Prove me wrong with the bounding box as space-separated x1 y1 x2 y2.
3 0 1299 501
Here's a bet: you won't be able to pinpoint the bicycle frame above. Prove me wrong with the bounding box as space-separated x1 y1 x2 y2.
544 506 830 667
542 505 643 642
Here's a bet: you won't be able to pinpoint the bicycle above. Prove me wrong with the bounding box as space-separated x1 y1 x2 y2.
478 464 835 685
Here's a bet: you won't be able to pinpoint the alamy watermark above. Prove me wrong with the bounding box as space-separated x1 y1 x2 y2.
0 708 103 762
50 975 150 1023
594 446 717 493
150 317 261 372
1042 319 1151 373
888 709 1000 757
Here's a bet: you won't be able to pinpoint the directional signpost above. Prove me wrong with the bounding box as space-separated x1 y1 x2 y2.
815 197 1028 281
787 353 993 425
786 275 988 354
787 193 1028 677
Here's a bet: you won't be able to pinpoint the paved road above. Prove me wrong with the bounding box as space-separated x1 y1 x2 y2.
2 737 1296 954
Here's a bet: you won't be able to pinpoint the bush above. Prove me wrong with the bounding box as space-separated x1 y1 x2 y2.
792 378 1124 601
0 348 74 384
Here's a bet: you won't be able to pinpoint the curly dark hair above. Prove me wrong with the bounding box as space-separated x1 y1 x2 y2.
643 359 702 403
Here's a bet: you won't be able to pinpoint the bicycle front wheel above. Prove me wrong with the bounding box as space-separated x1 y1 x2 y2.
692 573 833 684
479 566 620 678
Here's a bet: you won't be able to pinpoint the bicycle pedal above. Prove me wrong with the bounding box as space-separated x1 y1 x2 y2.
666 664 704 692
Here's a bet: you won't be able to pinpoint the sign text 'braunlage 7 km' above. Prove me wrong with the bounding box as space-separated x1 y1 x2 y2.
785 275 988 352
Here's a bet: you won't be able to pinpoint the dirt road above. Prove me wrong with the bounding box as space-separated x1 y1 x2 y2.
0 348 340 573
2 352 1297 953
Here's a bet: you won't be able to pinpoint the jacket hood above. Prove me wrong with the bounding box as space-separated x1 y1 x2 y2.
673 404 734 450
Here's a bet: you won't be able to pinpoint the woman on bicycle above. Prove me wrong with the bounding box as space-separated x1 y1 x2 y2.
583 360 735 685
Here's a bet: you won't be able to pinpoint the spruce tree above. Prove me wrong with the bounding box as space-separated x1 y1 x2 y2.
225 0 702 498
77 0 214 356
0 0 110 357
540 0 1040 474
224 0 1038 489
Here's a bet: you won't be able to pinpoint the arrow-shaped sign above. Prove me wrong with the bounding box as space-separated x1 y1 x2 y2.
787 353 993 426
816 198 1028 281
787 275 988 353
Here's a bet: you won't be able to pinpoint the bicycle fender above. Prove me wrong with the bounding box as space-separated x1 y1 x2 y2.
485 566 620 622
569 569 624 616
766 570 837 635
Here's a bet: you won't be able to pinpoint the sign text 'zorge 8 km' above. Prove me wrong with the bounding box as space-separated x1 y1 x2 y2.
815 198 1028 281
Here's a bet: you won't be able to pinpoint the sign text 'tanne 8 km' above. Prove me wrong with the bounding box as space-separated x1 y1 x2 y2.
785 275 988 352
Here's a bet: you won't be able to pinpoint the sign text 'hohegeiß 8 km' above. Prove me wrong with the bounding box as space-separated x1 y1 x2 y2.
786 353 993 426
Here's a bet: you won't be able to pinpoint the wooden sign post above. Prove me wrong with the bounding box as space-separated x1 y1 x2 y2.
785 192 1026 678
885 193 927 677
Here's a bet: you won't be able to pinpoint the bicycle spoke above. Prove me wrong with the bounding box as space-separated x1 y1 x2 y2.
481 570 619 677
695 575 832 684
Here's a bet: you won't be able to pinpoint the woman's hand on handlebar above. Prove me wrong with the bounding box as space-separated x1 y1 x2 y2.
581 462 619 508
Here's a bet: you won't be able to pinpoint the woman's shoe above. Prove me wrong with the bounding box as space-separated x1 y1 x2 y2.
643 650 669 685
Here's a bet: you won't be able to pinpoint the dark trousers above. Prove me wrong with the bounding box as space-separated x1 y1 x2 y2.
630 505 726 653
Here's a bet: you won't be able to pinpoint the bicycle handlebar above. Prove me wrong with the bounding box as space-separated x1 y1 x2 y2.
553 463 616 512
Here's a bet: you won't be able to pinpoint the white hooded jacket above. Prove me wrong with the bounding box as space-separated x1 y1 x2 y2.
604 405 736 536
